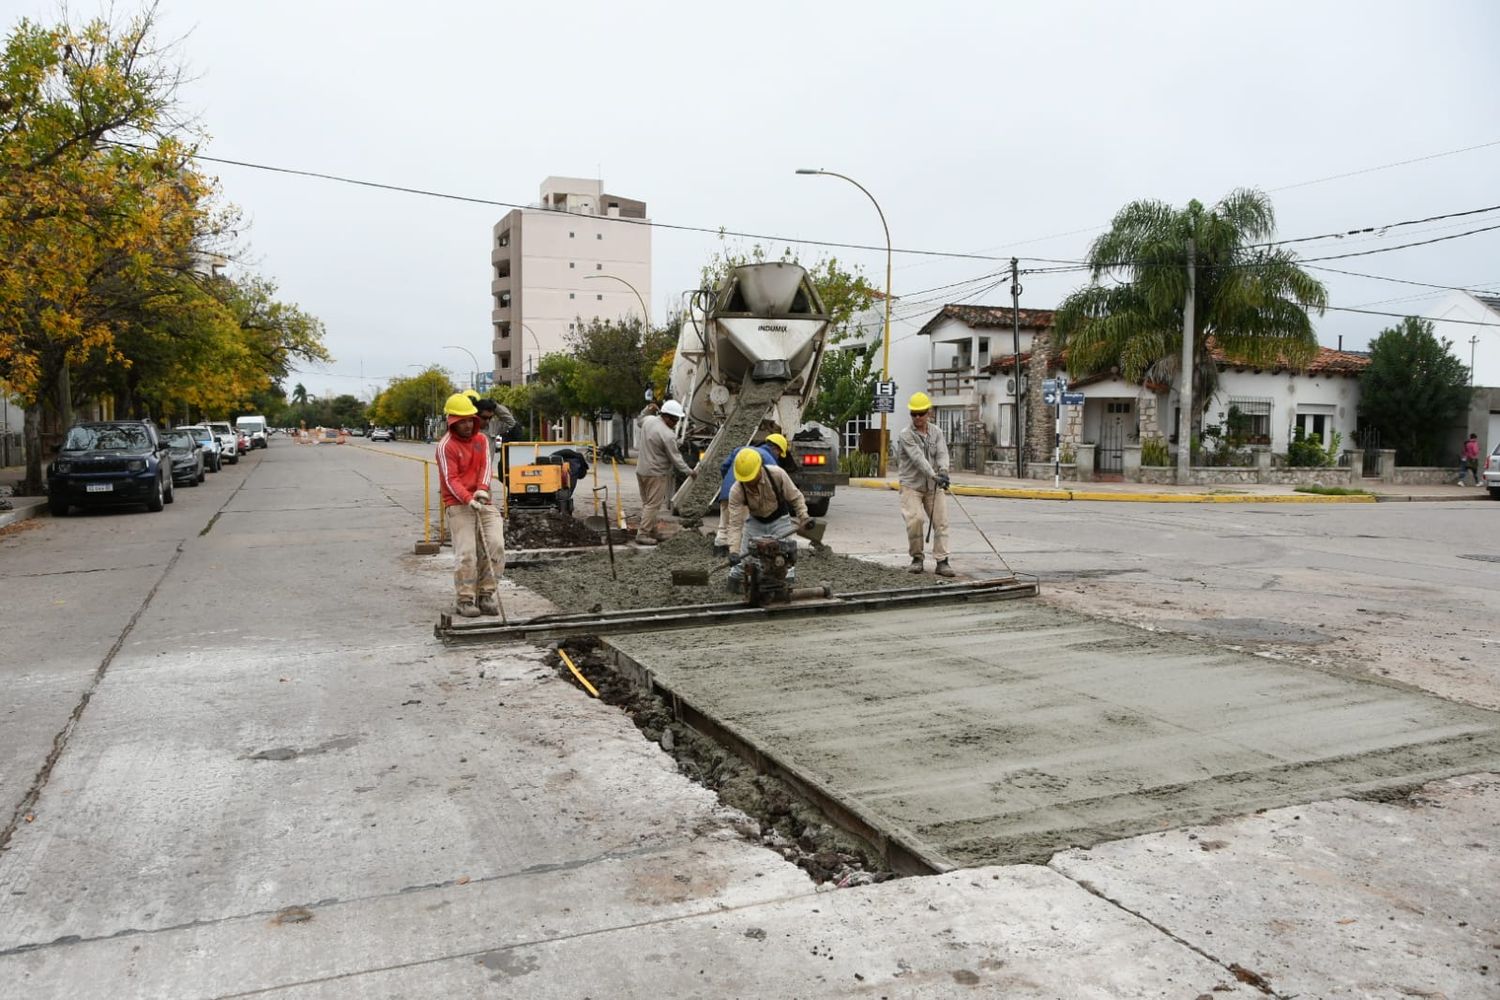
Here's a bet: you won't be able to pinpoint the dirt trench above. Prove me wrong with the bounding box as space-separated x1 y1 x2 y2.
551 640 895 887
505 510 608 550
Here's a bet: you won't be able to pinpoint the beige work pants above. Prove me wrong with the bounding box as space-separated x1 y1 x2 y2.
637 473 671 537
448 503 506 601
900 485 949 561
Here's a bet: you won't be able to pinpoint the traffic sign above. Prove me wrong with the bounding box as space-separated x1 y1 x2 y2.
872 395 896 414
1062 392 1085 406
1042 378 1059 394
1042 390 1058 406
874 380 897 397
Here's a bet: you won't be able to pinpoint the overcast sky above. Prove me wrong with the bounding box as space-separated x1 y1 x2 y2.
16 0 1499 399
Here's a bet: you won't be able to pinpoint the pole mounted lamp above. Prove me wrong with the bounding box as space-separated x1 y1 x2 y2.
443 345 482 391
795 168 893 476
584 273 650 329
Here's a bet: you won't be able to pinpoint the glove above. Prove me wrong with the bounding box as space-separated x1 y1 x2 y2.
728 553 742 566
469 490 490 511
936 474 951 491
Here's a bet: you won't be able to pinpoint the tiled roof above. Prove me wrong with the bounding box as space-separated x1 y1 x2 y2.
1210 341 1370 377
984 350 1066 375
916 303 1056 340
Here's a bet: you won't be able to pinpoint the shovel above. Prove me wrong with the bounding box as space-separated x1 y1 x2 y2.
591 486 618 581
796 518 829 551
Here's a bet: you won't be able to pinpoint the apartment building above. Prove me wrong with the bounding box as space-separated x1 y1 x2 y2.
489 177 652 387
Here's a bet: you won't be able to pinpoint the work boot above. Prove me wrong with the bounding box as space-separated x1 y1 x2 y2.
712 543 729 558
477 594 499 616
455 599 481 619
908 555 924 574
935 559 956 578
636 534 658 547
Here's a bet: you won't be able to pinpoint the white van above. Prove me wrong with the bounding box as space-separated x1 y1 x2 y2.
236 415 269 450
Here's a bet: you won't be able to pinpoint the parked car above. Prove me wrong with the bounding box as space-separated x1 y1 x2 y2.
175 425 222 472
206 421 240 464
369 428 394 442
236 430 251 453
164 428 207 486
48 420 174 515
1484 443 1500 499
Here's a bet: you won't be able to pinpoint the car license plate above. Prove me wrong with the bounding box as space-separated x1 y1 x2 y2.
86 483 113 493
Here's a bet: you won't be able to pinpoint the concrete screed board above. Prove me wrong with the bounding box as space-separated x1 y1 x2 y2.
608 600 1500 868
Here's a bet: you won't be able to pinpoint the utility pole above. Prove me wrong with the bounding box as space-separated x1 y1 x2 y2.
1010 257 1024 478
1470 335 1480 386
1176 238 1196 484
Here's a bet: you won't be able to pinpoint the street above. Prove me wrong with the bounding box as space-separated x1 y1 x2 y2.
1 441 1497 998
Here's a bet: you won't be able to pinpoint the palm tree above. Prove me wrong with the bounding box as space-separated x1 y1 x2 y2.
1054 189 1327 442
291 382 308 405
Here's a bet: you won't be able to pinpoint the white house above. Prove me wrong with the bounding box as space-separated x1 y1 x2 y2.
833 296 942 454
1427 290 1500 389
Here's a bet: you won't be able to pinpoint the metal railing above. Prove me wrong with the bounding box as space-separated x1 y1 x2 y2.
926 369 980 395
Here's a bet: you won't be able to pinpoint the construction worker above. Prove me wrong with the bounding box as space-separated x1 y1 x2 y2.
635 399 697 546
712 433 788 556
725 446 809 588
896 391 954 577
437 392 505 617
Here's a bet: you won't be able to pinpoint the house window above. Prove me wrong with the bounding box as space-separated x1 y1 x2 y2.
595 263 602 270
1106 401 1132 414
841 412 872 454
569 293 575 300
569 231 575 238
1226 396 1272 445
1295 407 1334 447
596 294 603 300
569 262 575 269
596 233 602 240
933 406 965 444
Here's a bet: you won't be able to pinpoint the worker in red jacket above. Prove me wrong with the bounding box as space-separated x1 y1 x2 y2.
437 393 504 617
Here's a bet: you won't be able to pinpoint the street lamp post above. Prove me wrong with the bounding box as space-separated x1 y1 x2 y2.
583 273 650 329
443 345 482 391
518 323 542 440
796 168 893 477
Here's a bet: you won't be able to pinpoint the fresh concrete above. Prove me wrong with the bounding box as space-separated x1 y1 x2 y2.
608 601 1500 868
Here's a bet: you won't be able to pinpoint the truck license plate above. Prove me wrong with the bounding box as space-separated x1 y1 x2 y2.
526 484 540 493
86 483 113 493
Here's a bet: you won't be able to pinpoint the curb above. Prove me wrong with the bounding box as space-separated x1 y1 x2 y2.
0 497 49 530
846 478 1378 504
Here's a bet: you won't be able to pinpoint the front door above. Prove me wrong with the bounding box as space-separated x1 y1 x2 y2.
1098 400 1132 472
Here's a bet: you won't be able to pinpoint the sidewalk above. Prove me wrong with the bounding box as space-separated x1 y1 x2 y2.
849 471 1490 504
0 465 47 529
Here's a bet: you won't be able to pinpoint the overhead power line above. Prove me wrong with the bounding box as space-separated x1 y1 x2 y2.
1323 305 1500 327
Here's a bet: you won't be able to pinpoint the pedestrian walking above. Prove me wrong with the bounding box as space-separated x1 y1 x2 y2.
712 433 788 556
635 399 696 545
1458 433 1481 486
724 447 809 589
896 392 955 577
437 393 505 617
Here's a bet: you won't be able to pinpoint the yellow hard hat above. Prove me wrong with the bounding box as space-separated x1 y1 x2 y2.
764 433 789 457
908 391 932 413
463 389 481 401
443 392 478 417
733 447 764 483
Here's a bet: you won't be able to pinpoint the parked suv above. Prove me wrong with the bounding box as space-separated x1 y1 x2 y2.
1484 443 1500 499
206 421 240 464
48 420 174 515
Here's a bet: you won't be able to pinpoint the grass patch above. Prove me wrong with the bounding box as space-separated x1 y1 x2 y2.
1293 485 1371 496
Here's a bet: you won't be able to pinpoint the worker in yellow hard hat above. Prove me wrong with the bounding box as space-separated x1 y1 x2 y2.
437 392 505 617
711 434 789 556
724 445 809 590
896 391 954 576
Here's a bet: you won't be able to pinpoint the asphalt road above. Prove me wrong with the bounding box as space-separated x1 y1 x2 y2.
0 440 1495 998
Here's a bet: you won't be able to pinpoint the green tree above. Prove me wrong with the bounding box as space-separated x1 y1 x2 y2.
369 368 453 434
291 383 308 405
1358 317 1471 465
1054 189 1328 442
564 317 675 452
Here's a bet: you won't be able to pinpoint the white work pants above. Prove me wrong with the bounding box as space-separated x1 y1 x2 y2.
899 485 949 561
448 503 506 601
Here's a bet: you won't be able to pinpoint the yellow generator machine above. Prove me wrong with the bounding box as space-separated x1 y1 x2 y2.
503 444 592 515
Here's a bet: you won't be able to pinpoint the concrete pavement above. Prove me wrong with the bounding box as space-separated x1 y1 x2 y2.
2 442 1497 998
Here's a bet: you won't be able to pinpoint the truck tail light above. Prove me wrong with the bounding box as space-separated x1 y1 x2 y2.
800 454 827 466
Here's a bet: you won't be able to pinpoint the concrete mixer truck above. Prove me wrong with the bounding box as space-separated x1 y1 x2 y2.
668 262 849 521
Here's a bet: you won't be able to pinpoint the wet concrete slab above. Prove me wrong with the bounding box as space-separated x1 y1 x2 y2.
608 601 1500 868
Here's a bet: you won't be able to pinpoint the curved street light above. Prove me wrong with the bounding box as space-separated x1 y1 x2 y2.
583 272 650 329
796 168 893 476
442 345 482 391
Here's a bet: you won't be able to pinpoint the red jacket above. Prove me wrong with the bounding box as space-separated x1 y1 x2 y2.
437 426 492 507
